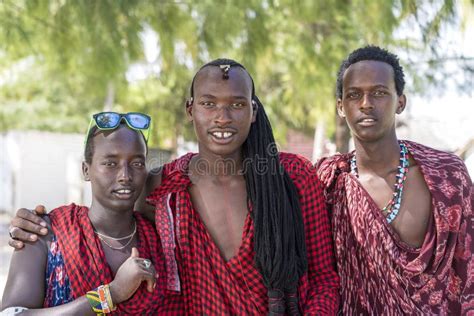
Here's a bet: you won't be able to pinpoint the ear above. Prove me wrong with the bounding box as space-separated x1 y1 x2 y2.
336 99 346 118
82 162 91 181
185 98 193 122
251 100 258 123
396 94 407 114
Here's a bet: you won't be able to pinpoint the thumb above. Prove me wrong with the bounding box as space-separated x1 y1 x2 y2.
130 247 139 258
35 205 47 215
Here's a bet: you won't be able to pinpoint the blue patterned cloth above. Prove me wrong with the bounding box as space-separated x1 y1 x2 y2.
44 234 73 307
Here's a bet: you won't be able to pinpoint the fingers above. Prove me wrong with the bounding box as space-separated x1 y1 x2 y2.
130 247 139 258
139 259 157 293
15 208 48 229
34 205 47 215
144 275 155 293
8 238 24 249
8 226 39 242
10 216 48 239
140 266 157 293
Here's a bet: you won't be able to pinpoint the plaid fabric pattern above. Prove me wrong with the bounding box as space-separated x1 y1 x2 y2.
316 140 474 314
147 152 340 315
48 204 165 315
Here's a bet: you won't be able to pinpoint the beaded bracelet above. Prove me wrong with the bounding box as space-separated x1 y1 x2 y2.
86 284 117 314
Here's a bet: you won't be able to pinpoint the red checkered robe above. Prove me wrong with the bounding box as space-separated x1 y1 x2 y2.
316 140 474 315
147 152 340 315
48 204 165 314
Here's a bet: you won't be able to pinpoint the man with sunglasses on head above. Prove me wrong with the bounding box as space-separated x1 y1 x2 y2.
7 59 339 315
2 113 164 315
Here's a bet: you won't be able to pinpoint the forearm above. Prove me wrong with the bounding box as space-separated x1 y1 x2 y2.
19 296 94 316
134 167 162 223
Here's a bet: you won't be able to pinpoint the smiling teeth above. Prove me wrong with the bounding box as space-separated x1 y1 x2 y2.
362 119 375 122
116 189 131 194
212 132 233 139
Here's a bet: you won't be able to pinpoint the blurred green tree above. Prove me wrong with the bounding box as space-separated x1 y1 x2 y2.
0 0 470 152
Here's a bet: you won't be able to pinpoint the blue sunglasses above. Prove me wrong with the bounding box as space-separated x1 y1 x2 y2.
85 112 151 143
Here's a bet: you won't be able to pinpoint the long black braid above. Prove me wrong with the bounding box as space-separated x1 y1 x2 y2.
190 58 307 314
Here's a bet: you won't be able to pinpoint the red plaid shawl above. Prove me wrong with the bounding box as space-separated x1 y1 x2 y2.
147 152 339 315
48 204 165 315
316 140 474 315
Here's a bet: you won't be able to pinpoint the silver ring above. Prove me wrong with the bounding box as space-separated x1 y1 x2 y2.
9 227 17 240
143 259 151 269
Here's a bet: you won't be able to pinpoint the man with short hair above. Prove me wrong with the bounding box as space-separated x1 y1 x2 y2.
317 45 473 314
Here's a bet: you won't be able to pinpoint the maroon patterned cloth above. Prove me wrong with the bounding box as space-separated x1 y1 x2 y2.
316 140 474 315
48 204 165 315
147 152 340 315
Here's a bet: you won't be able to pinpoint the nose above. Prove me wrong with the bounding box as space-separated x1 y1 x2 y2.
214 104 232 126
118 163 132 183
360 93 374 111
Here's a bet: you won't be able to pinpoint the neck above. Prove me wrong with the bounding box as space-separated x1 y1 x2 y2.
192 146 244 179
88 202 135 238
353 134 400 175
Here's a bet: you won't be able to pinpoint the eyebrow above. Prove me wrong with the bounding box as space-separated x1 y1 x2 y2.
198 94 248 100
346 84 389 90
101 154 146 159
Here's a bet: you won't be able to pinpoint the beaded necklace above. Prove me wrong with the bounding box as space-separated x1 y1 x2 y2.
350 142 409 223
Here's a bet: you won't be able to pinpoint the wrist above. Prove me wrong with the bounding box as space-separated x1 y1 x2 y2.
86 284 117 314
104 284 117 311
108 281 122 305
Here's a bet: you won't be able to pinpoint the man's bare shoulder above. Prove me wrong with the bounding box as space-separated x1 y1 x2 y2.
146 167 163 193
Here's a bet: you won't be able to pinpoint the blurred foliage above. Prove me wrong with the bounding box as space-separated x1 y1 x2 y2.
0 0 471 151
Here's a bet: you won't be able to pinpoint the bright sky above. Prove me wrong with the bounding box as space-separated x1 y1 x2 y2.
395 3 474 176
396 3 473 154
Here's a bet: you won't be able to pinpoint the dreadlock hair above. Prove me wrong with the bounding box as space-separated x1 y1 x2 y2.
190 58 307 313
336 45 406 99
84 122 148 164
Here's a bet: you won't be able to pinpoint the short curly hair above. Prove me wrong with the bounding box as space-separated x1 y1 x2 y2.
336 45 405 99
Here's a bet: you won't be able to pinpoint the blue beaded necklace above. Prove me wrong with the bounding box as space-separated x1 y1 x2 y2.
350 142 409 223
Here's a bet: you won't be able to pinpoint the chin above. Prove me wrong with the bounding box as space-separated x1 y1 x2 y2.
110 201 136 212
354 133 385 144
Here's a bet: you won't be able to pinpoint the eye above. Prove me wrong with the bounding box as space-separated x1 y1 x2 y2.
373 90 388 97
200 101 215 108
103 161 117 167
231 102 245 108
346 92 360 99
132 160 146 168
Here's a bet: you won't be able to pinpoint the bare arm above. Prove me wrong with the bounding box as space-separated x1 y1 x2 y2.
8 168 163 248
2 222 95 315
2 225 50 308
3 225 157 315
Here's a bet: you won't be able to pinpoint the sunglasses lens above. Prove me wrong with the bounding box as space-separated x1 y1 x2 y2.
95 112 120 128
126 114 150 129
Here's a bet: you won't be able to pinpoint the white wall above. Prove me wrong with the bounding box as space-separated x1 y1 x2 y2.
0 131 90 214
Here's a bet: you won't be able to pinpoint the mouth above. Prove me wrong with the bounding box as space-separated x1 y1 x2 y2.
208 130 236 143
357 117 377 127
112 188 135 200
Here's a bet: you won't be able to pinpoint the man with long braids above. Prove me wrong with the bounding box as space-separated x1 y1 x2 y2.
7 59 339 315
316 46 473 314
